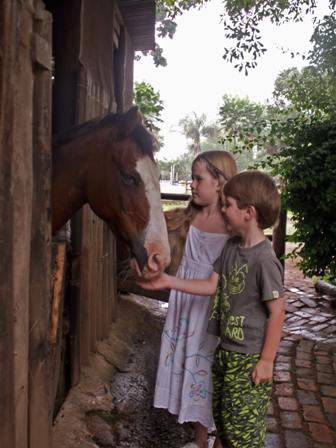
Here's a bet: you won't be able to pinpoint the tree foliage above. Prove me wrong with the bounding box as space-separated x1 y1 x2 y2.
178 112 214 156
247 11 336 279
217 95 270 170
275 123 336 280
139 1 209 66
133 81 164 136
140 0 336 71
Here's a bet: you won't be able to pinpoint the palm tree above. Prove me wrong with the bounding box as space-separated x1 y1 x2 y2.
178 112 212 156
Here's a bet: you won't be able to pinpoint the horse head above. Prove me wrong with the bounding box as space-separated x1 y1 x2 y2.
52 107 170 279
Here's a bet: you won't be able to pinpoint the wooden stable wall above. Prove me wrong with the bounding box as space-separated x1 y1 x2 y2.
0 0 53 446
0 0 155 446
49 0 155 411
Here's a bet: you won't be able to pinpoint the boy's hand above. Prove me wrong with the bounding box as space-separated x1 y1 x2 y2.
252 358 274 385
136 273 171 290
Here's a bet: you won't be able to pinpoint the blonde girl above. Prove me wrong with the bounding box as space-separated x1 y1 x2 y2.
154 150 237 448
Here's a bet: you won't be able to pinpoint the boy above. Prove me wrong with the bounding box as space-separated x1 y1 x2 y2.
138 171 285 448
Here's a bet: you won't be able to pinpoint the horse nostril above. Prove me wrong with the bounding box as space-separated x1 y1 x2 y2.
148 253 162 272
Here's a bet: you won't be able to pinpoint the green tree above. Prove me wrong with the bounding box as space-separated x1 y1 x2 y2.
221 0 335 73
158 152 193 181
178 112 214 156
139 1 209 66
217 95 268 170
256 12 336 279
133 81 164 138
141 1 335 71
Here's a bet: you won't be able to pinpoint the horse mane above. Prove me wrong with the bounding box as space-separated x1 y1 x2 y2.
53 112 157 158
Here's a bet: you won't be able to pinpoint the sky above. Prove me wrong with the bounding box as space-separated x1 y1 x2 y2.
134 0 328 160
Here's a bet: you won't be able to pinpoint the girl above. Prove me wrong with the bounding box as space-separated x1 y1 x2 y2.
155 150 237 448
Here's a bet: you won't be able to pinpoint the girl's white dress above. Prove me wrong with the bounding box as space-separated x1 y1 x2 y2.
154 225 229 428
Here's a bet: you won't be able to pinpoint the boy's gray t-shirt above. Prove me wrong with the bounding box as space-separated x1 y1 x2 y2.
208 236 284 354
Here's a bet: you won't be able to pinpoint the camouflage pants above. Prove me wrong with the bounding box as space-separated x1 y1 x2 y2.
212 349 272 448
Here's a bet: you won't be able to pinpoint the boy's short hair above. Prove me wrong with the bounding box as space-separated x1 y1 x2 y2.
224 171 280 229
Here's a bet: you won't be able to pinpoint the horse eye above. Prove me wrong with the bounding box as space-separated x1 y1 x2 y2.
121 173 138 186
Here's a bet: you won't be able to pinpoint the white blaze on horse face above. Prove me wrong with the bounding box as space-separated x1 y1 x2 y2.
136 156 171 275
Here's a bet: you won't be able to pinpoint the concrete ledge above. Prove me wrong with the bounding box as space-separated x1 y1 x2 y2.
315 279 336 298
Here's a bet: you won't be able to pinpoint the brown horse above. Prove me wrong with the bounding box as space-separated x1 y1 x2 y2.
52 107 170 278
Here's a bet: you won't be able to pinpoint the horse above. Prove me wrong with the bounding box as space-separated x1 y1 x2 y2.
52 106 170 279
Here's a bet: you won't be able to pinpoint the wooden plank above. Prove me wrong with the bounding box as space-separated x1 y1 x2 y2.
97 219 105 341
80 206 93 365
50 243 67 346
0 1 19 445
29 4 53 447
32 33 52 70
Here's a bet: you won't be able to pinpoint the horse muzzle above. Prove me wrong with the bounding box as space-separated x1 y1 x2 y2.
130 239 148 273
130 239 170 280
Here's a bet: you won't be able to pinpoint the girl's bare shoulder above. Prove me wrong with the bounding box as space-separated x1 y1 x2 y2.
192 212 228 234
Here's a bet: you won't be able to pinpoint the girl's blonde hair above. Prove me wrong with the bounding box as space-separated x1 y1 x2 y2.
165 150 237 236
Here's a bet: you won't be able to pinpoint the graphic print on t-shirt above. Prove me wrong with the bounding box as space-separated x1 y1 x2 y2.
212 262 248 342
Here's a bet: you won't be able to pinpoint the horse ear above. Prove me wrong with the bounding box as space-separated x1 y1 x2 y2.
118 106 143 138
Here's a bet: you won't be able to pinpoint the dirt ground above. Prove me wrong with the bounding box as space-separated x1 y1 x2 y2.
52 294 194 448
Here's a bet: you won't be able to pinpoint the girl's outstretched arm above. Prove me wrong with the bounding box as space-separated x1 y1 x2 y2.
137 271 219 296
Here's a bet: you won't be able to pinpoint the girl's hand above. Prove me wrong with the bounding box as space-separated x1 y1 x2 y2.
252 358 274 385
136 273 171 290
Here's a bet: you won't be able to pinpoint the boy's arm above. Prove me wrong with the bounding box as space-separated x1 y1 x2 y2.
137 271 219 296
252 297 285 385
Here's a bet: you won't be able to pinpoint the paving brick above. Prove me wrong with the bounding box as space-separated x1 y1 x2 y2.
301 297 318 307
317 372 335 385
265 432 282 448
322 397 336 413
320 385 336 398
317 363 334 374
312 323 331 332
315 345 333 352
267 417 279 432
267 402 275 415
310 315 329 323
275 362 291 371
295 367 314 377
313 444 335 448
297 390 318 405
294 310 314 318
285 303 299 313
275 258 336 446
290 300 305 308
277 346 292 355
280 339 296 347
274 383 294 397
316 355 331 364
297 378 318 391
277 355 291 363
278 397 299 411
295 358 311 368
286 315 304 324
303 405 326 423
327 414 336 431
323 324 336 335
274 371 292 382
280 412 302 429
314 350 330 356
295 350 312 360
284 430 309 448
308 422 334 444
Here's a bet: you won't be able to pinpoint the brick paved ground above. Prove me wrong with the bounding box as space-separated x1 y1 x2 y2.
265 255 336 448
